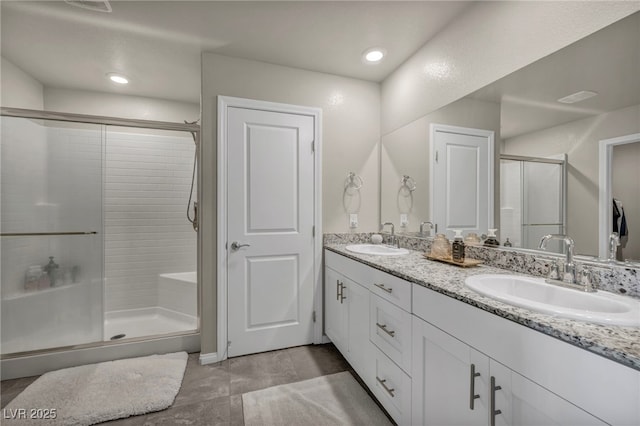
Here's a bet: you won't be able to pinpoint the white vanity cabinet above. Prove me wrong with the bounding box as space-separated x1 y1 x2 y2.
324 249 640 426
412 316 606 426
324 253 370 381
413 283 639 426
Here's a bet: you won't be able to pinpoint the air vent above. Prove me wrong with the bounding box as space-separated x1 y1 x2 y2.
64 0 112 13
557 90 598 104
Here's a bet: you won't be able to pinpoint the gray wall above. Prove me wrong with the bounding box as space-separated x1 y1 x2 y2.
1 56 44 109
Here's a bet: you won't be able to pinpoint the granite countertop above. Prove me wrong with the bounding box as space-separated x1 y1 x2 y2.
325 244 640 371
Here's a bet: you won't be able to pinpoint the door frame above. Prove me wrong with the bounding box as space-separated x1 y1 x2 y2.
216 96 323 361
598 132 640 259
429 123 495 235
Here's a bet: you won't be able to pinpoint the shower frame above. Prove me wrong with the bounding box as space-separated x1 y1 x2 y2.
0 107 202 378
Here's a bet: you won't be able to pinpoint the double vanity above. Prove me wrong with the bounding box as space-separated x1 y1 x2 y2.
324 239 640 426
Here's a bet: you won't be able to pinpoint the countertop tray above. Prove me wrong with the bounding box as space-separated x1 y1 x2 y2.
423 254 483 268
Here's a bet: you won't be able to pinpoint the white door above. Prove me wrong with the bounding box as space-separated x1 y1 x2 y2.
226 106 316 357
431 124 494 238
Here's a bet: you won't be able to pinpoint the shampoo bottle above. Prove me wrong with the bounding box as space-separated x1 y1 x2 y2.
452 229 465 263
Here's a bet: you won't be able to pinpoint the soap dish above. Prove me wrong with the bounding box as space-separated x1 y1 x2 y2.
423 254 483 268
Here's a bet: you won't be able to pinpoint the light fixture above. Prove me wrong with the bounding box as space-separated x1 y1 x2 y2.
107 73 129 85
362 48 386 64
557 90 598 104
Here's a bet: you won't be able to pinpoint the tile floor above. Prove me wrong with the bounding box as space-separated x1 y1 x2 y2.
1 343 388 425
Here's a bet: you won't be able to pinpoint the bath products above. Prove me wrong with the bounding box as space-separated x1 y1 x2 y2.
503 238 512 247
371 234 383 244
452 230 465 263
430 234 451 259
484 229 499 247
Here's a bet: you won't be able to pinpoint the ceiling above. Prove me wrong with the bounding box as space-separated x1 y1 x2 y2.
1 0 472 104
469 11 640 139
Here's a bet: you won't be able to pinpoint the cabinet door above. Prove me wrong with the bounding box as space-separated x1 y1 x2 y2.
345 278 370 380
489 360 606 426
412 316 489 426
324 267 347 353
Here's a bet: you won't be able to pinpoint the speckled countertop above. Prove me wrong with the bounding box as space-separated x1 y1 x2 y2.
325 244 640 371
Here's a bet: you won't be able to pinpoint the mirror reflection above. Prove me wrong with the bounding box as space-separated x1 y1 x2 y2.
380 11 640 263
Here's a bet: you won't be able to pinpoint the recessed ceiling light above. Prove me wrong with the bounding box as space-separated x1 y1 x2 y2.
107 73 129 85
557 90 598 104
363 48 386 64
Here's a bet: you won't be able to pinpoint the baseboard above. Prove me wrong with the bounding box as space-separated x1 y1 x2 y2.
199 352 219 365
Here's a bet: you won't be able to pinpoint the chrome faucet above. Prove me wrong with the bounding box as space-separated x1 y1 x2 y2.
419 221 434 237
608 232 620 262
539 234 576 285
380 222 398 248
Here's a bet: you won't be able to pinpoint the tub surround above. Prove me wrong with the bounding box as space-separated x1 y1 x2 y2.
324 233 640 371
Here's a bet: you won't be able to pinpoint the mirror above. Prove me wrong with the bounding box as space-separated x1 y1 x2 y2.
380 11 640 263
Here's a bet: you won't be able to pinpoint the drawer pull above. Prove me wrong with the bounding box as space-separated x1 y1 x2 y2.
490 376 502 426
376 376 395 397
336 279 340 301
376 322 396 337
374 283 393 293
469 363 481 410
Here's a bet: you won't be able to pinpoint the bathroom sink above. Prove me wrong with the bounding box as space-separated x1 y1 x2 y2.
464 274 640 327
345 244 409 256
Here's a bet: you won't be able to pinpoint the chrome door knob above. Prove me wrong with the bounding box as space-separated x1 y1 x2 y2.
230 241 250 251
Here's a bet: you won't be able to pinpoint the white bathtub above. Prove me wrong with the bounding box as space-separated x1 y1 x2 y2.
158 271 197 317
1 281 103 354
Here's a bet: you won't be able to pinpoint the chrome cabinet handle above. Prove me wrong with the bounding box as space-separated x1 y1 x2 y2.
490 376 502 426
374 283 393 293
340 282 347 303
336 279 341 301
230 241 250 251
376 376 395 397
376 322 396 337
469 364 481 410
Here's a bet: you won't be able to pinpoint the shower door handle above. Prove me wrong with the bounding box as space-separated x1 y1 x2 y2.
230 241 251 251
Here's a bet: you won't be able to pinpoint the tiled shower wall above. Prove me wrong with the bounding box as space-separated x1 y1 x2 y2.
104 130 197 312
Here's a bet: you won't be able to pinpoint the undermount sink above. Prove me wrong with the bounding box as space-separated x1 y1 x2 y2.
345 244 409 256
465 274 640 327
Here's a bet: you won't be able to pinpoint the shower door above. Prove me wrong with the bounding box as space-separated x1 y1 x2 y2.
500 155 566 251
1 116 104 354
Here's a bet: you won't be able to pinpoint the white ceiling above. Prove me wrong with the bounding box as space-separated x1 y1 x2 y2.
1 0 472 104
469 11 640 139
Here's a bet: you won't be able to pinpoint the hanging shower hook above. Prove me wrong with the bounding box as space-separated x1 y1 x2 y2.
401 175 417 192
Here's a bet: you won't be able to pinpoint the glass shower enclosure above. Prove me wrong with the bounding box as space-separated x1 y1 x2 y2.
1 109 199 358
500 154 567 251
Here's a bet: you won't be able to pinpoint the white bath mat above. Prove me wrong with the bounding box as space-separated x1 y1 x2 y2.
3 351 188 425
242 371 393 426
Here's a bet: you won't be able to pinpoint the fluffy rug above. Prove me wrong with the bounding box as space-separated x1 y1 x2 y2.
242 371 392 426
3 351 187 425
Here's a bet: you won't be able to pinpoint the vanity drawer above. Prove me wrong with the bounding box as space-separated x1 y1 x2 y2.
368 344 412 426
367 267 412 311
324 250 372 286
370 293 412 374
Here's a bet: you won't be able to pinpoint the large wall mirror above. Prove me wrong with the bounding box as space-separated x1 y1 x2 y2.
381 11 639 263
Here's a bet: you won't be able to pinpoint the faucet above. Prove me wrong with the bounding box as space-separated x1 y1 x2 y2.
539 234 576 285
380 222 398 248
419 221 434 237
608 232 620 262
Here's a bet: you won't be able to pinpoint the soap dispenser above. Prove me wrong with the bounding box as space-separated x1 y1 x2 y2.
452 230 465 263
484 229 499 247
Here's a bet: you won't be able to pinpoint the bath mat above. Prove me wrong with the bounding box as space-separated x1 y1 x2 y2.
3 351 188 425
242 371 393 426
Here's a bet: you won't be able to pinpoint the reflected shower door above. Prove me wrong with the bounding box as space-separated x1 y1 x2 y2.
1 116 104 354
500 157 565 251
